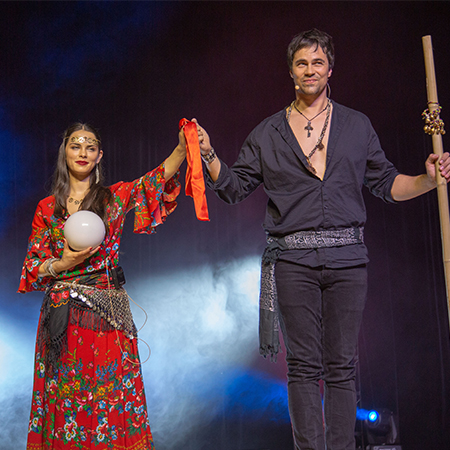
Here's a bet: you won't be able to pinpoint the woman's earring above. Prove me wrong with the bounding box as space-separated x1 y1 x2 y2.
96 165 100 184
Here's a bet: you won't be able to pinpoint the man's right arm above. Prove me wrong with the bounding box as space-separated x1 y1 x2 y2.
192 118 221 181
202 151 221 182
192 118 263 205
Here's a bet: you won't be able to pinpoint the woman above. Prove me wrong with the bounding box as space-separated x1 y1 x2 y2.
18 122 186 449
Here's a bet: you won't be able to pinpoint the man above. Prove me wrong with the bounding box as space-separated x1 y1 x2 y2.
194 29 450 450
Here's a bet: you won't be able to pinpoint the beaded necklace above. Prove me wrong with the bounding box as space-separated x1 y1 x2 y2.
287 99 331 175
294 102 328 138
68 196 84 206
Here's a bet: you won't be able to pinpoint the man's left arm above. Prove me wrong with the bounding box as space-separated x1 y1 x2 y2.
391 153 450 201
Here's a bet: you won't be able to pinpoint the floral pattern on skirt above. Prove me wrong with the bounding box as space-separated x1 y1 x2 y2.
26 322 154 449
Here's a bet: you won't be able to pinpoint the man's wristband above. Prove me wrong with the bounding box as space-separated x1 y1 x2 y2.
201 147 217 164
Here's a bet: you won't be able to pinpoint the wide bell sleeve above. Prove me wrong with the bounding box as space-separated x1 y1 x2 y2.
18 201 56 293
111 162 181 235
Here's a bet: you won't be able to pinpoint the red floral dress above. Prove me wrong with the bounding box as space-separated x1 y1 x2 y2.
19 164 180 450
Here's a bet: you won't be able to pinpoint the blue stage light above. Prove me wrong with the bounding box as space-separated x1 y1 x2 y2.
357 408 400 447
367 410 379 422
356 408 379 422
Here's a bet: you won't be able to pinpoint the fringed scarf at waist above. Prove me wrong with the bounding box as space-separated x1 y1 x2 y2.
259 227 364 361
38 271 136 372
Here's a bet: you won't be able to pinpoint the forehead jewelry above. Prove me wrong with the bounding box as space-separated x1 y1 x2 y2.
70 136 101 146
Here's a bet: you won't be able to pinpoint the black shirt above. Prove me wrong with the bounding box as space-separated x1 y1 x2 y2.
208 101 399 268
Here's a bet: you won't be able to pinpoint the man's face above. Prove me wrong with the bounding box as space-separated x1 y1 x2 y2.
290 44 332 97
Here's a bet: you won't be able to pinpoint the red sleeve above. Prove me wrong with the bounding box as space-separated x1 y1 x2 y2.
110 162 181 235
18 199 55 293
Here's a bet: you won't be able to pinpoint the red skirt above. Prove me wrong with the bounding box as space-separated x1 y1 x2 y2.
26 319 154 450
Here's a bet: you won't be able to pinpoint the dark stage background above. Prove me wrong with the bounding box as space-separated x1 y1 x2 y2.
1 2 450 449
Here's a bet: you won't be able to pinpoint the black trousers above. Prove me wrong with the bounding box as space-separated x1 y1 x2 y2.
275 261 368 450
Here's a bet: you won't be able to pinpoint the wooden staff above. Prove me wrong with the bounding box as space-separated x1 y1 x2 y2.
422 35 450 329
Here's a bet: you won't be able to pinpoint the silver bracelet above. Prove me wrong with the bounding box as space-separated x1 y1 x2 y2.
46 258 60 278
201 147 217 164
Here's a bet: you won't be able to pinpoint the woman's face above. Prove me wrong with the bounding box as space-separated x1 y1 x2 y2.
65 130 103 181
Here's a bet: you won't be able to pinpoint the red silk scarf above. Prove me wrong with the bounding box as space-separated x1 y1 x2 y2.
179 118 209 221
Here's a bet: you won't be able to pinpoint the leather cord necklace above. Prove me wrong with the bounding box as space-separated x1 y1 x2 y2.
294 102 328 137
287 99 331 175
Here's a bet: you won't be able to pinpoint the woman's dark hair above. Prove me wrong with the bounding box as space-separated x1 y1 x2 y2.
287 28 335 70
52 122 111 222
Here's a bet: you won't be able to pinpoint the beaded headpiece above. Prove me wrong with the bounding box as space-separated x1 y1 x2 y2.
69 136 101 146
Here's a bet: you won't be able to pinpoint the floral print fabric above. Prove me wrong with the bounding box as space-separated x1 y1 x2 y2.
27 324 154 450
20 164 180 449
19 164 180 293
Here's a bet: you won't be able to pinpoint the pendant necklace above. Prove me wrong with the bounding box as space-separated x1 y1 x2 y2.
287 99 331 175
68 196 84 206
294 102 329 137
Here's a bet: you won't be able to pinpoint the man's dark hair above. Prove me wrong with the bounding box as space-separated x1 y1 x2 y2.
287 29 335 70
